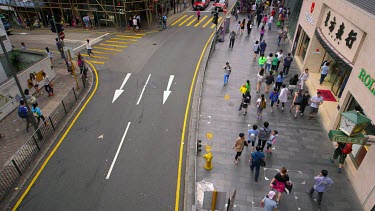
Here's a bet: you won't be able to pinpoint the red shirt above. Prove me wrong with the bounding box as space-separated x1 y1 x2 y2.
271 10 275 16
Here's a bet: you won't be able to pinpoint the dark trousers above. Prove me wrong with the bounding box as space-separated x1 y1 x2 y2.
25 117 31 132
275 82 282 92
58 49 65 59
44 84 53 94
300 103 308 114
235 151 242 160
320 74 327 84
309 187 324 205
229 39 235 48
247 28 252 34
36 115 46 125
283 65 290 75
250 162 261 182
277 100 285 107
276 61 281 71
258 139 267 151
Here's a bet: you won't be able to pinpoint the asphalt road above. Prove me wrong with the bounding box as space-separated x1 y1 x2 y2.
14 18 214 210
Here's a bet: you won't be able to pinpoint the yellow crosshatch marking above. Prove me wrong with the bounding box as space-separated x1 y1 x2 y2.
194 16 207 27
186 18 197 26
178 15 193 26
202 17 214 28
90 51 116 55
99 43 128 48
109 37 137 41
94 47 123 52
88 60 105 65
115 35 142 39
105 40 130 44
211 17 223 28
171 15 187 26
206 132 213 140
81 54 109 59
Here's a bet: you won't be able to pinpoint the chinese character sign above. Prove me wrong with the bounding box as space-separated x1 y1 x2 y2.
320 8 364 62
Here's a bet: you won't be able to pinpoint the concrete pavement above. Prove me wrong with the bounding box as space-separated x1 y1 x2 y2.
191 13 363 211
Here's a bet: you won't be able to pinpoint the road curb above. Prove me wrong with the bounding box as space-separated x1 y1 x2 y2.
0 65 97 211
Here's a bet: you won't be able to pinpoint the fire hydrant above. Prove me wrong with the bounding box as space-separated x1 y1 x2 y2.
203 151 213 170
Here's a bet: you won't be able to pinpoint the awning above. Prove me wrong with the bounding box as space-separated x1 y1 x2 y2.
0 5 14 11
315 27 354 72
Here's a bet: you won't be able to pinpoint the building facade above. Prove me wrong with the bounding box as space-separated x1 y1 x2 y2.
292 0 375 210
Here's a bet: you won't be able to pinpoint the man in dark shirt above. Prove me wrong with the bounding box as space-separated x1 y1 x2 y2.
283 53 294 75
257 121 271 151
55 38 65 59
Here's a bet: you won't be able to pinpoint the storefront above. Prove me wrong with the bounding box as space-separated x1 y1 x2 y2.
293 0 375 209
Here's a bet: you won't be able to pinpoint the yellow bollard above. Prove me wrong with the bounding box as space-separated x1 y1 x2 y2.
203 151 213 170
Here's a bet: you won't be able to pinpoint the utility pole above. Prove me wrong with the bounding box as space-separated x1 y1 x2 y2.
0 36 43 139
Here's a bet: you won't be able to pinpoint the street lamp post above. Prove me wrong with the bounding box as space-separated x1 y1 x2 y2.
0 36 43 139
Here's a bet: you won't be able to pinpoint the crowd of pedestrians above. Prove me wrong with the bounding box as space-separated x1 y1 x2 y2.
223 1 344 210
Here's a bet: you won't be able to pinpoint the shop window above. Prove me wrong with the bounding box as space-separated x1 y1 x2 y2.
297 30 310 61
344 95 375 168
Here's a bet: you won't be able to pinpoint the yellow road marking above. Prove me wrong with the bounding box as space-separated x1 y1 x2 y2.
210 17 223 28
28 48 59 54
186 18 197 26
114 33 145 36
92 51 116 55
174 10 228 210
115 35 142 39
12 61 99 211
105 40 130 44
94 47 123 52
171 15 187 26
178 15 194 26
99 43 128 48
202 17 213 28
194 16 207 27
88 60 105 65
80 54 109 59
108 37 137 41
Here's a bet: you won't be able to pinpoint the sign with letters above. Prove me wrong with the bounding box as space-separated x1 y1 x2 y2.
358 68 375 95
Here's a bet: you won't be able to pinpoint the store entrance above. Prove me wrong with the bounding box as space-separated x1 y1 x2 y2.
320 53 351 97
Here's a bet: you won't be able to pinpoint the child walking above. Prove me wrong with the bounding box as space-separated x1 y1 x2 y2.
266 130 278 154
31 102 48 125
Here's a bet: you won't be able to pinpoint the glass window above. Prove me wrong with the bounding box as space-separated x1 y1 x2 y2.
297 30 310 61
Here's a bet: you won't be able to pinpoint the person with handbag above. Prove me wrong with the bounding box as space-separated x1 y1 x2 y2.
233 133 246 164
250 146 265 182
31 102 48 126
270 167 291 204
260 191 277 211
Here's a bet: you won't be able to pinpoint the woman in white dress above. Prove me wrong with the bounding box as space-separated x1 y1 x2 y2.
256 68 266 93
277 84 288 112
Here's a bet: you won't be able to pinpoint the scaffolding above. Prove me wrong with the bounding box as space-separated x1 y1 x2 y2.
0 0 186 30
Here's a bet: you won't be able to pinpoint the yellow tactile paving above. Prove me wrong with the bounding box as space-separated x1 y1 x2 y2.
194 16 208 27
171 15 187 26
178 15 194 26
94 47 123 52
99 43 128 48
202 17 214 28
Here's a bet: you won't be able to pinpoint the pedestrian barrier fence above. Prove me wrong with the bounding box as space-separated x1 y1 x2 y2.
0 73 89 202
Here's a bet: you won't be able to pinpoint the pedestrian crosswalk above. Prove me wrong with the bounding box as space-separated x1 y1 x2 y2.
30 33 145 67
171 15 223 28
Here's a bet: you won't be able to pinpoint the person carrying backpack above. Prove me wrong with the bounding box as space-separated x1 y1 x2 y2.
256 94 266 120
162 15 167 29
330 142 352 173
18 100 31 132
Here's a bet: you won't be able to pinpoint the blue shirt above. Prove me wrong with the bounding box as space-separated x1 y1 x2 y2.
313 176 333 192
248 129 259 142
275 75 284 83
251 151 265 164
321 65 329 75
269 92 279 102
263 197 277 211
31 106 42 117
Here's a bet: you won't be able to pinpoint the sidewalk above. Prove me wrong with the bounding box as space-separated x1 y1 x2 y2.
193 13 363 211
0 56 91 168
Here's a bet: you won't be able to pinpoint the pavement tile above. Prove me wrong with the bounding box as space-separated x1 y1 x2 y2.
194 13 363 211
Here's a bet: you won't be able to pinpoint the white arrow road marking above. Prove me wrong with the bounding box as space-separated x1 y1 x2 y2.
112 73 132 103
163 75 174 104
106 122 131 179
207 116 211 124
136 74 151 105
98 134 104 139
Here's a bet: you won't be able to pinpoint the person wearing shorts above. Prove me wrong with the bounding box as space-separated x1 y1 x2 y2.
309 92 324 119
330 142 348 173
248 124 259 152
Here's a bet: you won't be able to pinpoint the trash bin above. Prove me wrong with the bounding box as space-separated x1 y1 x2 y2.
224 16 230 33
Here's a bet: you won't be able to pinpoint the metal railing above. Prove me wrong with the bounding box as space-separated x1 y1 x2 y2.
0 74 89 201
